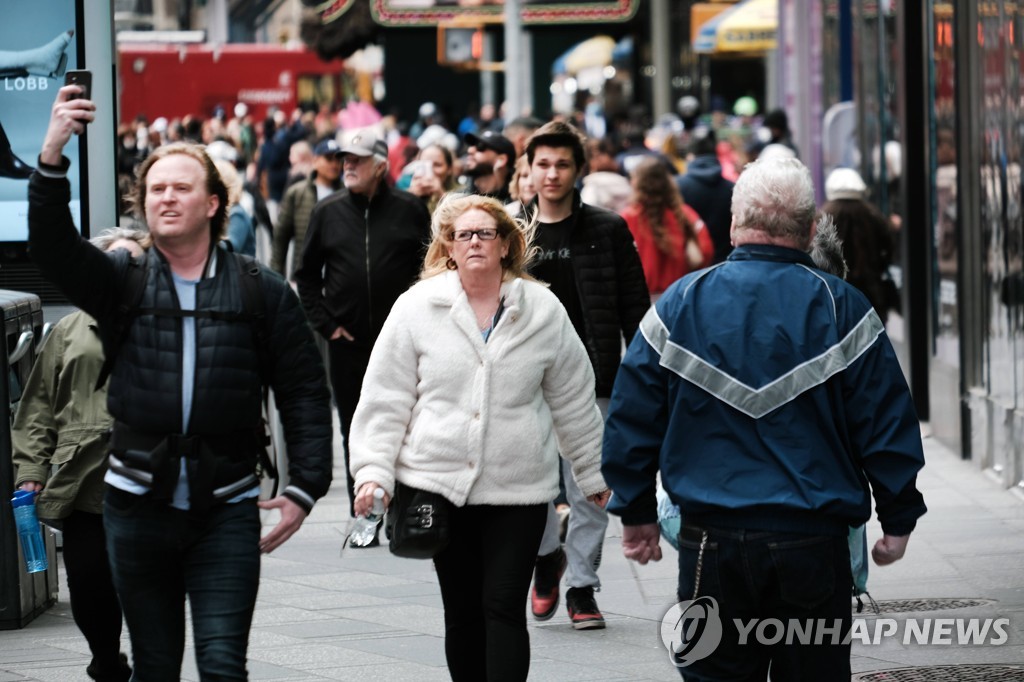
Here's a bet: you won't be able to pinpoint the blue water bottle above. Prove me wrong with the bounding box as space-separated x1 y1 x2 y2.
11 490 48 573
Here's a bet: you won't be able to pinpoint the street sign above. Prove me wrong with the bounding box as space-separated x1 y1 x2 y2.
371 0 639 26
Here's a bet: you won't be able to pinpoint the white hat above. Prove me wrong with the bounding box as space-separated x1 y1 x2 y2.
825 167 867 201
206 140 239 164
418 102 437 119
234 102 248 119
757 143 796 162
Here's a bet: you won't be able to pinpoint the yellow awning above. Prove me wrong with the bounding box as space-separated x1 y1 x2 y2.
563 36 617 74
694 0 777 55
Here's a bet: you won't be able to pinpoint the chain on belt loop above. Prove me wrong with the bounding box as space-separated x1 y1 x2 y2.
692 530 708 600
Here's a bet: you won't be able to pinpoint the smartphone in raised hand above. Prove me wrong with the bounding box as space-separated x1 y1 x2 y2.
64 70 91 100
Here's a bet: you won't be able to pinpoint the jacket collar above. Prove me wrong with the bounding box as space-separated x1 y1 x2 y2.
428 270 524 308
347 181 392 208
727 243 815 267
308 170 342 192
526 189 583 226
425 271 525 353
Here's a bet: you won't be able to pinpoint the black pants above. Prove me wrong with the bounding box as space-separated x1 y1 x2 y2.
433 503 547 682
62 511 125 669
675 525 852 681
327 340 372 515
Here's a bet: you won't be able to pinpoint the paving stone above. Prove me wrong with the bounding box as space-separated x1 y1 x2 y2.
328 633 448 667
260 618 393 640
3 429 1022 681
250 643 395 669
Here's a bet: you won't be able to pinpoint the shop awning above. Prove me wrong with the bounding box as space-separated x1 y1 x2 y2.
693 0 777 55
552 35 631 76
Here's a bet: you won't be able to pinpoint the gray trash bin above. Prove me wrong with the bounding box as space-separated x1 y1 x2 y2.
0 289 58 629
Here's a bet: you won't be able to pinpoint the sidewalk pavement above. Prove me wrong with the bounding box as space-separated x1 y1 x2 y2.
2 428 1022 681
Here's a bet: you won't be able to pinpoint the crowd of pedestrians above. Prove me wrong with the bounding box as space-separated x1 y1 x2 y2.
14 81 923 682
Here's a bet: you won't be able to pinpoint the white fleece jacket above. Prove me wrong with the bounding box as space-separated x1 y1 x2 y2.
349 271 606 507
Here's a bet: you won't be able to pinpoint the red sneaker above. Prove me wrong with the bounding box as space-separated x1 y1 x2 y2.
530 548 567 620
566 586 605 630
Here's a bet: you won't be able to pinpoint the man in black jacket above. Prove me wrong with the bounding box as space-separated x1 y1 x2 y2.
524 121 650 630
296 131 431 527
676 128 735 264
29 87 332 681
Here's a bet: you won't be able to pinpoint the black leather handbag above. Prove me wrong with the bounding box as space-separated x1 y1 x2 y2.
386 481 452 559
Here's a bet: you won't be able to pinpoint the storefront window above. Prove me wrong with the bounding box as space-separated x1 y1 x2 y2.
933 2 958 372
976 1 1024 410
855 2 900 218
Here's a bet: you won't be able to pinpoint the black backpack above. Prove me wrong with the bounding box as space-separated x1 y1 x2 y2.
97 249 278 489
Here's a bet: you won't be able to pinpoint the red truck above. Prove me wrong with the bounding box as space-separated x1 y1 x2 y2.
118 43 343 123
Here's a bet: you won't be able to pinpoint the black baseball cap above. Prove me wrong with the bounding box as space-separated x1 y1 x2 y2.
313 139 342 157
464 130 516 161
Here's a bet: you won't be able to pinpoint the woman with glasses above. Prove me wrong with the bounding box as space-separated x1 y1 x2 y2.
348 194 609 681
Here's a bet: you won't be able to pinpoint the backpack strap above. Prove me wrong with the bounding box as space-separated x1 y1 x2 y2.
233 253 271 387
231 252 278 492
96 256 148 390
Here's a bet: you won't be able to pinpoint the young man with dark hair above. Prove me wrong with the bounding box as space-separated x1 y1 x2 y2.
524 121 650 630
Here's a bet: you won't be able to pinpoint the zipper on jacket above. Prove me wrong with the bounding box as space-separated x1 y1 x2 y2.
364 207 373 334
564 206 601 383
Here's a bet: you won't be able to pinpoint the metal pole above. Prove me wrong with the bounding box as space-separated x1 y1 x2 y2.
504 0 525 117
651 0 671 117
521 30 534 116
206 0 229 44
482 32 496 107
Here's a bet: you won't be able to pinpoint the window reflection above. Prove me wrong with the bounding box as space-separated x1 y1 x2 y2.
978 0 1023 409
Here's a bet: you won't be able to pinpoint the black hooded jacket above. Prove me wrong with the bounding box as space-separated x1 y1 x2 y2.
676 155 735 264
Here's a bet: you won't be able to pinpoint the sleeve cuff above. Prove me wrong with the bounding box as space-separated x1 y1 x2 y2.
36 155 71 178
282 485 315 514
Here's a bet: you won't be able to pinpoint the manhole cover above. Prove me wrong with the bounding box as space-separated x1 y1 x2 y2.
855 598 994 614
853 664 1024 681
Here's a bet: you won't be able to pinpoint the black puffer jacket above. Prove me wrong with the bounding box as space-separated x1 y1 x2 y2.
296 183 431 347
28 171 332 511
529 192 650 397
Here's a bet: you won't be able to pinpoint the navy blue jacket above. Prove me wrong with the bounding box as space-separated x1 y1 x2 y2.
603 245 926 537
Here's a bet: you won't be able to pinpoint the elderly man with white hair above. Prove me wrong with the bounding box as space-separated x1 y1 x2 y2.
295 131 432 529
602 157 927 681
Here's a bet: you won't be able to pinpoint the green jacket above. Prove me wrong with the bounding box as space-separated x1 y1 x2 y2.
272 171 339 276
12 311 112 519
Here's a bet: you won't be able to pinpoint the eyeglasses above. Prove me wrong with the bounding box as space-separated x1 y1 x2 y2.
452 228 499 242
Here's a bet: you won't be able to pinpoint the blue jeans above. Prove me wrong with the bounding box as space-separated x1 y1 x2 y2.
675 524 851 681
104 487 261 681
